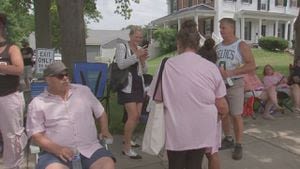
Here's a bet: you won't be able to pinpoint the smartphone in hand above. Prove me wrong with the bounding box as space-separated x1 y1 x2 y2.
141 40 149 49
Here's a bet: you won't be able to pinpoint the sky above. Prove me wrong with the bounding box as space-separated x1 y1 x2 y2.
87 0 168 30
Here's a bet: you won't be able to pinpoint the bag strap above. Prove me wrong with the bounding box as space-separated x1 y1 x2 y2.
113 43 127 62
153 57 169 101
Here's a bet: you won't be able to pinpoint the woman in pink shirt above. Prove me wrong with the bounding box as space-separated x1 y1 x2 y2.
149 20 229 169
262 64 289 119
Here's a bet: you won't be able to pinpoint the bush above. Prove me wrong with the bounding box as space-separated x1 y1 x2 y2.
153 28 177 54
258 36 288 51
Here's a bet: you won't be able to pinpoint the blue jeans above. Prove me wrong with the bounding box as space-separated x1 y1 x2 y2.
36 148 115 169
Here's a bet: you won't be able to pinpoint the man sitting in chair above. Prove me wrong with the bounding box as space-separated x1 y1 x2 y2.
26 62 115 169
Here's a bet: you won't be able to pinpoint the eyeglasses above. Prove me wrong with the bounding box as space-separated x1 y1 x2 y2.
52 73 69 80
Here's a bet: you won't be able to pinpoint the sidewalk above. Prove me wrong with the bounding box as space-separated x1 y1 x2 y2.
1 111 300 169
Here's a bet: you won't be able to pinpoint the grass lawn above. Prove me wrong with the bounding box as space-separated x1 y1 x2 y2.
252 48 294 77
107 48 295 134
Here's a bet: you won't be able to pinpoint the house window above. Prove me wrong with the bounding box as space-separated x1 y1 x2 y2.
189 0 193 6
245 21 252 40
290 0 297 7
170 0 178 13
261 25 266 37
277 23 285 39
242 0 252 3
204 18 212 35
275 0 284 6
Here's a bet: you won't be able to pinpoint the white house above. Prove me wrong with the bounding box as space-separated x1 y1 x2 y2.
151 0 299 44
86 29 130 62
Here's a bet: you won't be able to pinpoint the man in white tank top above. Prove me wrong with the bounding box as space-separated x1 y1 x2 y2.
216 18 256 160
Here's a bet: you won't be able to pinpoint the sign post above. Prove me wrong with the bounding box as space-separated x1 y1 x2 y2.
34 48 55 78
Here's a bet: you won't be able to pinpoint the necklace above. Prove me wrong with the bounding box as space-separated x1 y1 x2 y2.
0 41 7 47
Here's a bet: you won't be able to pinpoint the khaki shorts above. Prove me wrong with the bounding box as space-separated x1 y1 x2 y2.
226 78 244 116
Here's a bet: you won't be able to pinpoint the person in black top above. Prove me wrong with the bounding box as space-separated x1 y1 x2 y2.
20 40 34 91
197 37 217 63
0 13 28 169
289 59 300 113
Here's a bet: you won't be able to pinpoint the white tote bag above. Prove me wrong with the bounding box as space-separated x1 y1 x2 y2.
142 57 168 155
142 100 165 155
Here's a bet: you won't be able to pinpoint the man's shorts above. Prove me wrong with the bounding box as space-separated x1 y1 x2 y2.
226 78 244 116
36 148 115 169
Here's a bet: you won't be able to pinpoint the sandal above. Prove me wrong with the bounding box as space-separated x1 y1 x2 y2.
122 140 140 148
262 114 275 120
122 149 142 159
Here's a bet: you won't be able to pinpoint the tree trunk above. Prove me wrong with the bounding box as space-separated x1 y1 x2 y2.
34 0 52 48
295 10 300 63
56 0 86 73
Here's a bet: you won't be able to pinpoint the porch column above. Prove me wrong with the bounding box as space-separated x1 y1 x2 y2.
289 20 294 47
177 18 181 31
258 18 262 39
163 23 167 29
194 15 199 31
284 21 289 40
214 16 220 37
275 20 279 37
241 17 245 40
290 20 294 41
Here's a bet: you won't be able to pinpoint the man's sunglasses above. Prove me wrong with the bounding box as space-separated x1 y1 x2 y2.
51 73 69 80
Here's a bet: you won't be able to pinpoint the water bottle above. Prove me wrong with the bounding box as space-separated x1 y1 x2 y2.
72 149 83 169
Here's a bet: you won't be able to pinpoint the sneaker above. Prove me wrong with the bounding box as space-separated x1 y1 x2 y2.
232 143 243 160
292 107 300 113
130 140 140 148
122 149 142 159
262 114 274 120
220 137 234 150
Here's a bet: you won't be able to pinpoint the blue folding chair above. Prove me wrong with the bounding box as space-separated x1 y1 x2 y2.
73 62 110 121
29 81 48 167
30 81 48 98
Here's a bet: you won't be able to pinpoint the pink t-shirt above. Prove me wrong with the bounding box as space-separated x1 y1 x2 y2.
149 52 226 151
26 84 104 158
263 72 288 88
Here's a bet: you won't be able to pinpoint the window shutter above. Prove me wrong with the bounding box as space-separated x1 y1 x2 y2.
283 0 287 6
258 0 261 10
267 0 270 10
275 0 278 6
250 0 252 4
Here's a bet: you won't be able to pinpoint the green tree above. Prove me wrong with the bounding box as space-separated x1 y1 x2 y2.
153 28 177 54
37 0 140 70
0 0 34 44
1 0 141 70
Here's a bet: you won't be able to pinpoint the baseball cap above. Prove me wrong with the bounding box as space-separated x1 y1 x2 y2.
43 61 68 77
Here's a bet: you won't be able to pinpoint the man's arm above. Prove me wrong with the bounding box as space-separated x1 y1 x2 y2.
0 45 24 75
31 133 74 162
215 97 229 120
97 112 112 139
